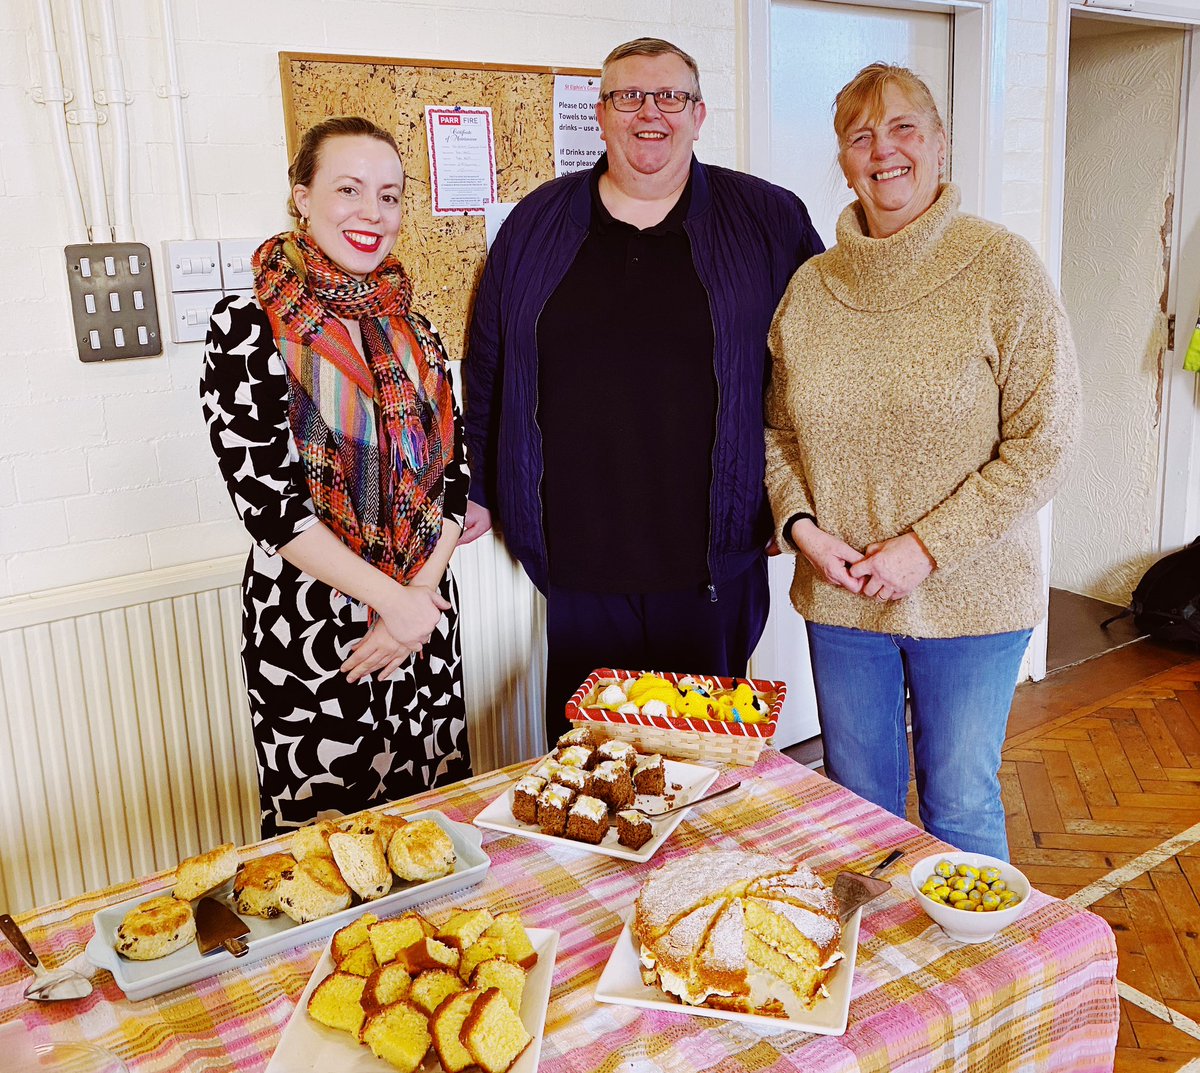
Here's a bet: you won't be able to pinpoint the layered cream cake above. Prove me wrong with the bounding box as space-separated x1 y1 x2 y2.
631 850 843 1015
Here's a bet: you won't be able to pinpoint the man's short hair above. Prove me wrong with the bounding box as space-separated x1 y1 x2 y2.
600 38 702 99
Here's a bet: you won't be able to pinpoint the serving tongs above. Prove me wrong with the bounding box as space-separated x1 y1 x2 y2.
833 848 903 923
0 913 93 1002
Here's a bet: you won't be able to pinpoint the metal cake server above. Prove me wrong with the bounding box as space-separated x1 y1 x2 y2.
195 897 250 957
628 780 743 818
833 848 904 923
0 913 94 1002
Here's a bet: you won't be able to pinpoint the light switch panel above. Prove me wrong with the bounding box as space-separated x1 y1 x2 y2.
167 289 224 343
219 238 260 290
163 239 221 293
64 242 162 362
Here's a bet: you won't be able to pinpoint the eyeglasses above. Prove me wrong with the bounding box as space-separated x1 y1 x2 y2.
601 89 700 113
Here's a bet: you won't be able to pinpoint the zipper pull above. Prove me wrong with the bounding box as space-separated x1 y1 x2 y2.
707 583 718 603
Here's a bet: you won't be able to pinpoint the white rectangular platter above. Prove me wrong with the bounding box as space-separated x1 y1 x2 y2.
86 810 489 1002
473 759 720 863
265 927 559 1073
594 908 860 1036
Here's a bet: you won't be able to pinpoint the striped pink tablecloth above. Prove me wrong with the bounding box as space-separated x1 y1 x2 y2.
0 748 1118 1072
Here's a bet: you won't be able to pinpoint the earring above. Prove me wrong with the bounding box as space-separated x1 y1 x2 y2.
300 216 308 230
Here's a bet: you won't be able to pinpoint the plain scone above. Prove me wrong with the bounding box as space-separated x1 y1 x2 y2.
114 895 196 960
387 819 456 881
173 842 238 900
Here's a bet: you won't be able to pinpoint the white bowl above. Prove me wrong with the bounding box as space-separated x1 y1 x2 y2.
909 852 1033 944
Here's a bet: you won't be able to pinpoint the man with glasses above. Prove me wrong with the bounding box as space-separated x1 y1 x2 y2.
463 38 823 741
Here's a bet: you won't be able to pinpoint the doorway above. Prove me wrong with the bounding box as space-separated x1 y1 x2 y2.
1047 10 1195 672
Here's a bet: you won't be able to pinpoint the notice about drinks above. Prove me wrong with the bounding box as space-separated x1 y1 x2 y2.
425 106 498 216
553 75 604 176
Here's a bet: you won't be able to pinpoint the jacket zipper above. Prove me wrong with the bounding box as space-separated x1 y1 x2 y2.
685 217 720 604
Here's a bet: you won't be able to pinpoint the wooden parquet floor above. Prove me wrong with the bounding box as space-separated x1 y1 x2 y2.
926 653 1200 1070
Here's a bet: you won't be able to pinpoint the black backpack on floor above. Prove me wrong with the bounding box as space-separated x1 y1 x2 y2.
1101 536 1200 646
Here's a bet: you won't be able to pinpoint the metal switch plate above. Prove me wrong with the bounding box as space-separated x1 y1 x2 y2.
64 243 163 362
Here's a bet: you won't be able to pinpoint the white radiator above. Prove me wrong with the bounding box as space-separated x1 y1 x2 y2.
0 539 545 915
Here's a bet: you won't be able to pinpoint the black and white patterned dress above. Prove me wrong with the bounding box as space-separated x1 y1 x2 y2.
201 294 471 838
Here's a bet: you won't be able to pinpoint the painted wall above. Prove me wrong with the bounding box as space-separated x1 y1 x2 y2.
0 0 738 598
1 0 1068 600
1051 25 1184 604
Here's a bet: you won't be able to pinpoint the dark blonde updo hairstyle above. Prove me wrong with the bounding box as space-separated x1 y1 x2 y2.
600 37 702 99
286 116 402 223
833 63 944 152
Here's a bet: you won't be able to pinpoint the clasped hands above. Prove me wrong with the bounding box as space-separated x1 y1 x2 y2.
341 582 451 684
789 518 935 603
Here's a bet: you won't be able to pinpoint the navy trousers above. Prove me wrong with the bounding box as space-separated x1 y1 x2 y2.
543 557 770 743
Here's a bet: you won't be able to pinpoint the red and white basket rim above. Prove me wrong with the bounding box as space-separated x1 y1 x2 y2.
565 667 785 739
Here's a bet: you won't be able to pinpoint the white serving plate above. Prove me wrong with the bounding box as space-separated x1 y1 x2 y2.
594 908 860 1036
264 926 559 1073
86 810 489 1002
473 759 721 863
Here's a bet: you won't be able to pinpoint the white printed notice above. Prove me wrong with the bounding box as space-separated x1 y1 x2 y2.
553 74 604 176
425 106 498 216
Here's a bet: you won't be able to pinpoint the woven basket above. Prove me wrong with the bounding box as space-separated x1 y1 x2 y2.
565 667 785 767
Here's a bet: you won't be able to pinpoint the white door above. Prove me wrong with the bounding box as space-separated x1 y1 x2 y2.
748 0 953 747
769 0 952 244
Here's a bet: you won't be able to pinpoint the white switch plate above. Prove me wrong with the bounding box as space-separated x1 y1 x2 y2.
163 239 220 293
167 288 223 343
219 238 260 290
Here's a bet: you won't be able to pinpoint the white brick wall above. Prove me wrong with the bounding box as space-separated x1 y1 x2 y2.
0 0 1057 599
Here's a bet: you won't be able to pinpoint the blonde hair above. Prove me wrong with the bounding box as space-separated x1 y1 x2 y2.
600 38 702 99
833 63 944 148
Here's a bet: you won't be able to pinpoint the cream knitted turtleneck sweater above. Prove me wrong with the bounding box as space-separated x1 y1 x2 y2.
765 184 1080 638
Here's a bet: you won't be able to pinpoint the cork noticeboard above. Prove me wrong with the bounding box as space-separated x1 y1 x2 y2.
279 52 601 362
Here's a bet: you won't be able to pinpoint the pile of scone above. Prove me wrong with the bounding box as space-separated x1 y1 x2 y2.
308 903 537 1073
113 811 457 961
510 726 677 851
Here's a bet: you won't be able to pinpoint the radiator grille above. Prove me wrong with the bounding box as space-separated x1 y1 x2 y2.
0 538 545 914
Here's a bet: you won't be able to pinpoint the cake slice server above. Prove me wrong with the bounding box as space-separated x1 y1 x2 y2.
195 897 250 957
833 848 903 922
0 913 94 1001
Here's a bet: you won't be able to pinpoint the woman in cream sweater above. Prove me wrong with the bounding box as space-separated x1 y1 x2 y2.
765 64 1080 860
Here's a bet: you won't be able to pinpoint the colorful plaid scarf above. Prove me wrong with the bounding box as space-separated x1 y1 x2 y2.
252 231 455 584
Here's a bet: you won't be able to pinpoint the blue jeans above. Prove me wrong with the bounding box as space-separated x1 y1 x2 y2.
806 623 1031 860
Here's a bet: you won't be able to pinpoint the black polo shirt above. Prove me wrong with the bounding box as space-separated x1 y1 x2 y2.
536 168 716 592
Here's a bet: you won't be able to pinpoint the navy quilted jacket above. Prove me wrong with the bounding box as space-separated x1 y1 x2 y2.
464 154 824 594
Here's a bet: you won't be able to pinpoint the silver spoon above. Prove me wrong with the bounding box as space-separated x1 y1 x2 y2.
0 913 93 1002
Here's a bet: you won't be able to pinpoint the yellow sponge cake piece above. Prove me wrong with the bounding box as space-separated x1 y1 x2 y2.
484 911 539 970
331 912 378 963
458 933 507 981
470 958 527 1014
431 989 482 1073
362 960 413 1015
306 971 367 1036
360 999 431 1073
409 967 466 1016
437 907 494 951
367 915 429 965
461 986 532 1073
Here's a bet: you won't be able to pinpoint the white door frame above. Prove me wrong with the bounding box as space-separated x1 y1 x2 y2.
1047 2 1200 562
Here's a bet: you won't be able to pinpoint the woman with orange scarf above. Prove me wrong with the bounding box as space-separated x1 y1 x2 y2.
201 117 471 837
